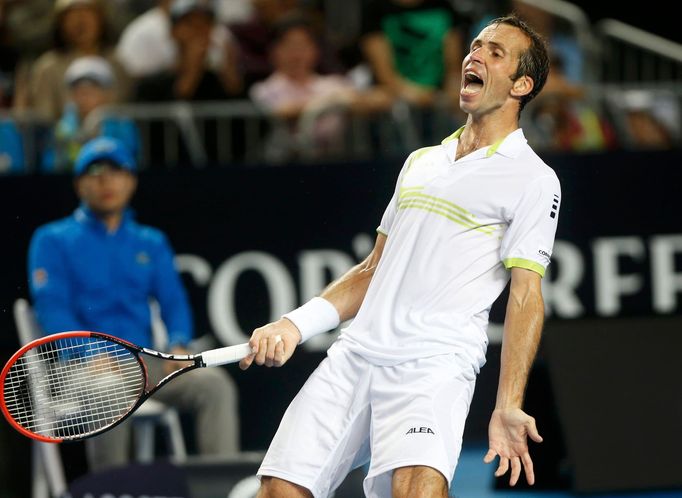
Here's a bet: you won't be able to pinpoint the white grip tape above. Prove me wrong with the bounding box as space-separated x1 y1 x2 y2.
200 336 282 367
201 343 253 367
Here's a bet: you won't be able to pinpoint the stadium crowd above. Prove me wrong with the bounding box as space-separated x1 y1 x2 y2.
0 0 679 172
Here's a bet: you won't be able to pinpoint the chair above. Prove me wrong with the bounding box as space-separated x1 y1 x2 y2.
12 298 187 498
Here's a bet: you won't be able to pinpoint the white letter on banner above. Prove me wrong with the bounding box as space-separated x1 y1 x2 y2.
298 249 356 351
542 240 585 318
593 237 645 316
175 254 213 286
208 252 296 346
650 234 682 313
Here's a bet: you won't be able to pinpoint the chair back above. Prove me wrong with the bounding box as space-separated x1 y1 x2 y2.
13 297 44 345
12 298 69 498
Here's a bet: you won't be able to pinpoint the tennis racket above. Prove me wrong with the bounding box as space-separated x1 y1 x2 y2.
0 331 254 443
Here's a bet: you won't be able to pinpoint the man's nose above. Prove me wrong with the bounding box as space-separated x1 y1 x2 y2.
469 48 484 64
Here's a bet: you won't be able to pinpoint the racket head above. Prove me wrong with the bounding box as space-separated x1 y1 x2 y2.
1 331 147 442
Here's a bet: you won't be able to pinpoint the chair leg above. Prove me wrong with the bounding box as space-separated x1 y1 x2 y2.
32 443 48 498
162 410 187 462
134 421 155 463
36 442 67 498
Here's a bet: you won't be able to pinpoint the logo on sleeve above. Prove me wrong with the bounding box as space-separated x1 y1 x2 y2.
32 268 48 288
550 194 560 219
136 251 150 265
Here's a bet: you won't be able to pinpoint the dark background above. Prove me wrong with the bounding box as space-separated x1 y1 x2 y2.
570 1 681 42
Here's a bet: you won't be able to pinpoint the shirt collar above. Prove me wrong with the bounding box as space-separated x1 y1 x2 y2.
74 204 134 233
441 126 527 162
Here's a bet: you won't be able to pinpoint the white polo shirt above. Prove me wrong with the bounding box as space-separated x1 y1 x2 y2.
338 127 561 370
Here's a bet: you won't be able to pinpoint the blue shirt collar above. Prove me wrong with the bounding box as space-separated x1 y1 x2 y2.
74 204 135 234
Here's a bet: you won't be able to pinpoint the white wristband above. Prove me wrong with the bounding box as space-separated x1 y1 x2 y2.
282 297 340 344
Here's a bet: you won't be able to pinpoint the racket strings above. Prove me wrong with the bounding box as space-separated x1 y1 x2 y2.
3 336 145 439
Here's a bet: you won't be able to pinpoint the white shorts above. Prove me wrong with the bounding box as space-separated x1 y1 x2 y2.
257 341 477 498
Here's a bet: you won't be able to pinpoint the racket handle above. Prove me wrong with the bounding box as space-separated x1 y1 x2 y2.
201 343 253 367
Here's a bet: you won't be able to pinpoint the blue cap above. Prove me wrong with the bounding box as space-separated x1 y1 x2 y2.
74 137 136 176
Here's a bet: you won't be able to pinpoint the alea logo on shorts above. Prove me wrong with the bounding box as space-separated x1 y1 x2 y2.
405 426 435 435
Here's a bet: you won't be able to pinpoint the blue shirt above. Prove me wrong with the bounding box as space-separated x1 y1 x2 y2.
28 206 193 348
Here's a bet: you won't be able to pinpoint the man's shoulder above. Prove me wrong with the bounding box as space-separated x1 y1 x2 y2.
406 144 442 165
33 215 80 241
128 221 169 246
516 144 559 183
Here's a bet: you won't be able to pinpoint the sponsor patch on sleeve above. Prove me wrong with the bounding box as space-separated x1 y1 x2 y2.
32 268 48 288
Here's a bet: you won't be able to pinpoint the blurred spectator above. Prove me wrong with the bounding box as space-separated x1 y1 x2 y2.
117 0 238 81
613 90 679 149
230 0 305 88
134 0 242 101
42 56 140 172
2 0 56 62
526 53 615 152
14 0 131 121
0 1 21 108
0 42 24 173
215 0 254 26
250 16 391 160
359 0 469 107
0 118 24 174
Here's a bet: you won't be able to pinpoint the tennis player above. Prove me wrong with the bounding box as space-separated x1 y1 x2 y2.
241 15 559 498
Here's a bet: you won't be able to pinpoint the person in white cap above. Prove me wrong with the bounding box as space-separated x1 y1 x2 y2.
133 0 242 101
117 0 240 86
41 55 139 172
20 0 130 121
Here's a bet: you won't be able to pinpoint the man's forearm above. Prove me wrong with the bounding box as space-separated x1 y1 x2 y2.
496 277 544 409
320 261 376 322
319 234 386 322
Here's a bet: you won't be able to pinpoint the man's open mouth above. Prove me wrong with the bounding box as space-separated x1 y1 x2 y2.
462 71 484 95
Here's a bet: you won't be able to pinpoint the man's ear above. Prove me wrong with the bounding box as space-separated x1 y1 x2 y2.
511 75 534 98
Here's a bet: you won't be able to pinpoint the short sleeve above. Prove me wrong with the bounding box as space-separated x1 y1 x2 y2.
377 154 412 236
500 174 561 277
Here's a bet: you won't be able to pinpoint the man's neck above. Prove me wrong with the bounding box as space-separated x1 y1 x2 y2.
282 69 314 85
456 112 519 160
93 210 125 233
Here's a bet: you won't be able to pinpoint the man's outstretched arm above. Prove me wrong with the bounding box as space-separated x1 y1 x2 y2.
239 233 387 370
484 267 545 486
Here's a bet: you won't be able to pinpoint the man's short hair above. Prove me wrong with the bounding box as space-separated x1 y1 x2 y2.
488 14 550 113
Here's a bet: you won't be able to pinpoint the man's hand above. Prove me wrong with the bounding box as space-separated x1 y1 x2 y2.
484 408 543 486
239 318 302 370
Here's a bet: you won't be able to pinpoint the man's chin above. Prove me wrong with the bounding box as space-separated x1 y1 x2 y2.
459 99 476 115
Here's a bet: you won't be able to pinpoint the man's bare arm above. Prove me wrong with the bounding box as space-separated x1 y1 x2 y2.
484 267 545 486
319 233 386 321
239 233 387 369
362 34 435 106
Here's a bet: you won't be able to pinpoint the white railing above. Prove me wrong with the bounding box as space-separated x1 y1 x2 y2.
596 19 682 82
2 100 427 171
3 82 681 173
